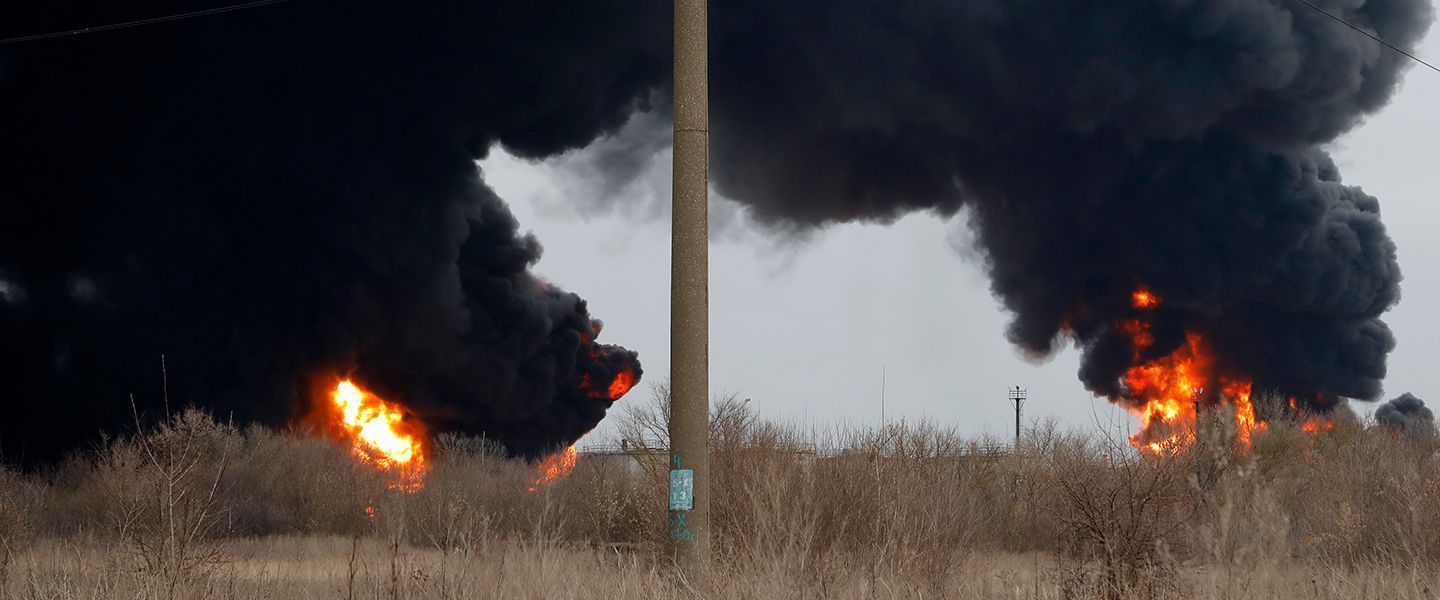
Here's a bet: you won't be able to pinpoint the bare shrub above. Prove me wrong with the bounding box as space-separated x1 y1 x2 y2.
1038 435 1190 599
394 440 512 553
0 468 34 549
6 384 1440 598
557 457 657 547
222 425 385 536
89 407 235 594
0 466 37 594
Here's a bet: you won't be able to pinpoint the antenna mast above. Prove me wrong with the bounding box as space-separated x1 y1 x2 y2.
1009 386 1027 452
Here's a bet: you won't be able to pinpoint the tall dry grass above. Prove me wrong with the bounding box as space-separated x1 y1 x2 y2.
1 388 1437 599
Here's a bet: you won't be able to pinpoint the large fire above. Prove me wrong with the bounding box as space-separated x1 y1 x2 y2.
1117 289 1267 454
327 379 427 489
528 445 579 492
577 330 641 402
581 371 636 401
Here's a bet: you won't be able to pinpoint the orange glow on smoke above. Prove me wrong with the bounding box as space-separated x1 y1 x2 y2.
528 445 579 492
1118 319 1154 353
581 366 639 401
608 370 636 400
1132 288 1160 310
328 379 427 489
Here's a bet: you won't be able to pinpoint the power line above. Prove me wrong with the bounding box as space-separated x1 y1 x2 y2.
0 0 293 46
1291 0 1440 75
0 0 1431 73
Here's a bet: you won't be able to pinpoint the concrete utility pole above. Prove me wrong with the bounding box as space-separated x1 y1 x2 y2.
669 0 709 571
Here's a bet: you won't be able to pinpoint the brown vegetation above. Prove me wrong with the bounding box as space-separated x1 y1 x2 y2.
1 388 1438 599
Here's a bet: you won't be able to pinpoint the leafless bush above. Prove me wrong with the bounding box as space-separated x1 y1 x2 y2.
222 425 385 535
84 407 235 595
0 466 37 596
399 448 503 553
3 386 1440 598
0 468 34 549
1034 434 1189 599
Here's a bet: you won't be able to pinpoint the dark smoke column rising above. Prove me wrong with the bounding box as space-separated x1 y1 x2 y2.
0 2 668 462
0 0 1431 462
696 0 1431 409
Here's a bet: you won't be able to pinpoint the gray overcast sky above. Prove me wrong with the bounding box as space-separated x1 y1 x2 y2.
481 28 1440 445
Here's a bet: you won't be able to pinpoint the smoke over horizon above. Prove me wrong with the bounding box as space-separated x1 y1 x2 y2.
701 0 1430 418
1 0 1430 462
1377 393 1434 436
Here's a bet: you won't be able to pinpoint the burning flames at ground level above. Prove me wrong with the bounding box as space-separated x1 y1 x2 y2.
1120 331 1268 454
313 376 602 493
1112 288 1328 455
325 379 428 490
362 442 581 523
528 445 580 492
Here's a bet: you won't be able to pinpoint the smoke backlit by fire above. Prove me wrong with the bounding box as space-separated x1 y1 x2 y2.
579 341 640 402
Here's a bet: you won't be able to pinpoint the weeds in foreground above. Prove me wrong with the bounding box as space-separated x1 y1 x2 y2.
1 385 1436 598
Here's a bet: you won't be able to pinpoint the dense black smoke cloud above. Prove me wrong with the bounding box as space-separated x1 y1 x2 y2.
698 0 1429 409
1376 393 1434 436
1 0 1429 462
0 2 665 463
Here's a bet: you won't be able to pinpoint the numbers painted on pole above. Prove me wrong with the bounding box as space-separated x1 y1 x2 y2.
669 469 694 510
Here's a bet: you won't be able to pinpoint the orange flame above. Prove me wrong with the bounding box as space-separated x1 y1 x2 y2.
1116 290 1267 454
1112 288 1345 454
1226 379 1265 448
608 370 637 399
1122 338 1268 454
328 379 427 489
581 366 639 401
1286 397 1336 434
528 445 579 492
1132 288 1160 310
1300 419 1336 434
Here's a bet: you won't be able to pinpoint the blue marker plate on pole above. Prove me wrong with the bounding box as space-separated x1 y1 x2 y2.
669 469 694 510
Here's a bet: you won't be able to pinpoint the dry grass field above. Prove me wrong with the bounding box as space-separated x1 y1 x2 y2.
2 389 1438 599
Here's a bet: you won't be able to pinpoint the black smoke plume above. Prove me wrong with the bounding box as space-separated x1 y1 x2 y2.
699 0 1428 410
0 2 665 463
1376 393 1435 437
2 0 1430 462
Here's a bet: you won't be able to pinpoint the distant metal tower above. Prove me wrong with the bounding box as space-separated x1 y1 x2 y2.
1009 386 1026 452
